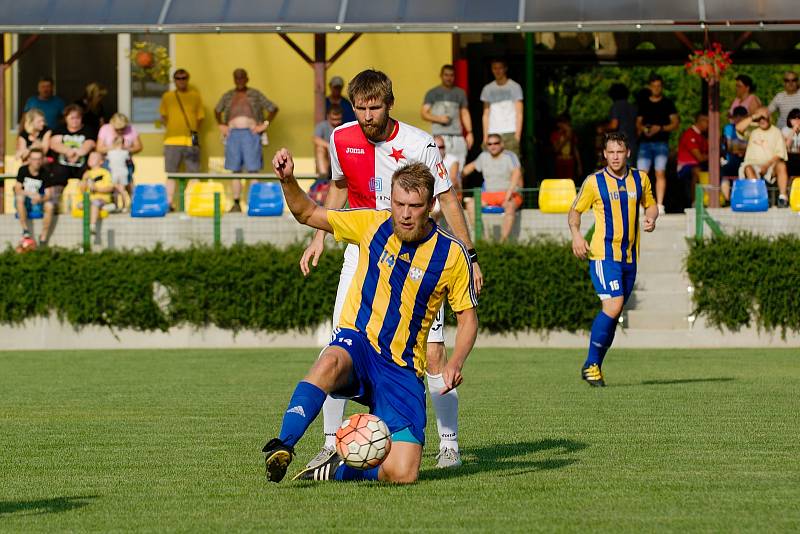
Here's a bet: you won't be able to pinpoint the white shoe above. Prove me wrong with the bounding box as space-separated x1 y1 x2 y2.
305 445 336 469
657 204 666 216
436 447 462 468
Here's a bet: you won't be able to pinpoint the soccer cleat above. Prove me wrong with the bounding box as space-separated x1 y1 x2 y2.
436 447 462 469
581 364 606 387
292 451 344 481
262 438 294 483
305 445 336 469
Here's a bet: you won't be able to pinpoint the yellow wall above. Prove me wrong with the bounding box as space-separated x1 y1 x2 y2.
4 32 450 199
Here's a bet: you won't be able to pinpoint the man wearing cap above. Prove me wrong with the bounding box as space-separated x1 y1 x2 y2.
326 76 356 124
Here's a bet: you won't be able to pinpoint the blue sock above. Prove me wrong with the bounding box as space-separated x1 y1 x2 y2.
334 464 380 481
584 311 618 368
278 381 327 447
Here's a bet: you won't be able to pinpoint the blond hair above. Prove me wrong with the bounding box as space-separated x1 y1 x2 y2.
348 69 394 107
22 109 46 134
392 162 435 204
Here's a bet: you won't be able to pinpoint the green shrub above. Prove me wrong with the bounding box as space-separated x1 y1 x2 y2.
0 241 597 334
687 233 800 334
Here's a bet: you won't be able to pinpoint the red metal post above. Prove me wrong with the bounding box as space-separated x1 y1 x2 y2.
708 76 721 208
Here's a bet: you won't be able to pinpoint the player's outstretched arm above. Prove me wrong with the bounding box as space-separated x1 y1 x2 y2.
272 148 333 233
440 307 478 394
300 180 348 276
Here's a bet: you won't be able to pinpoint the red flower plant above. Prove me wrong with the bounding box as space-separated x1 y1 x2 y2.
685 42 732 80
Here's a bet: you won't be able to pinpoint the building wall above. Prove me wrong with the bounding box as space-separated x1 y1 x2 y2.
4 32 450 191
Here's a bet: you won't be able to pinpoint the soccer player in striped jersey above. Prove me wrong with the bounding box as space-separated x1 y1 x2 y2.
568 132 658 386
262 149 478 483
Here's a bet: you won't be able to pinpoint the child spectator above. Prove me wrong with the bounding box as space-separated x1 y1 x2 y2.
721 106 750 202
81 151 115 235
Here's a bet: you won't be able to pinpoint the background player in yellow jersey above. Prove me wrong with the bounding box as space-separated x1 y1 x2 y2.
568 132 658 386
262 148 478 484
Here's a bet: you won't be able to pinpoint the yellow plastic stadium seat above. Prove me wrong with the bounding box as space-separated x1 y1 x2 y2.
186 182 226 217
697 171 724 206
60 179 82 214
790 177 800 211
538 179 576 213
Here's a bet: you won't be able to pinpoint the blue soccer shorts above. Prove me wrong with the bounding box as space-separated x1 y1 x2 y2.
590 259 637 303
328 327 426 445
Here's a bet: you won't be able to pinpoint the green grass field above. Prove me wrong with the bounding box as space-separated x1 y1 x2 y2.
1 348 798 532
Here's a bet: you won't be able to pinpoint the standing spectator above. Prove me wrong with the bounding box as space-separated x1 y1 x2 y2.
313 104 343 179
160 68 205 210
607 83 638 160
16 109 51 165
737 106 789 207
782 108 800 179
768 71 800 129
14 148 57 245
480 59 523 156
97 113 143 201
215 68 279 212
636 73 680 215
729 75 762 116
434 135 461 193
22 76 65 129
50 104 97 190
421 64 474 171
75 82 108 132
676 112 709 204
325 76 356 124
721 106 750 202
550 114 582 180
461 133 523 243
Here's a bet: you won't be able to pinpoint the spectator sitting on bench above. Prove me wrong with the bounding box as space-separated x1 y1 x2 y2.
737 106 790 208
721 106 750 202
14 148 56 245
461 133 522 243
81 151 114 236
781 107 800 180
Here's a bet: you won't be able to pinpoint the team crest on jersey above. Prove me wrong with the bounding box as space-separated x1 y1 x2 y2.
409 267 424 281
369 177 383 192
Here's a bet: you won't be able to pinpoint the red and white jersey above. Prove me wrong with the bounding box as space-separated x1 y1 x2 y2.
329 119 452 209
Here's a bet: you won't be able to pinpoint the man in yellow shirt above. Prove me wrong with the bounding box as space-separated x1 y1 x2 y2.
159 69 205 209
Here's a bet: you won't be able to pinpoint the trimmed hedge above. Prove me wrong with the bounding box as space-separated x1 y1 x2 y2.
0 241 597 334
687 233 800 335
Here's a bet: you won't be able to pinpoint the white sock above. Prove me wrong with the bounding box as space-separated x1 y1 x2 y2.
426 372 459 451
322 395 347 448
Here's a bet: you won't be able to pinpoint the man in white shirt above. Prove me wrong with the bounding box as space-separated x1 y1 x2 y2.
480 59 523 156
768 71 800 131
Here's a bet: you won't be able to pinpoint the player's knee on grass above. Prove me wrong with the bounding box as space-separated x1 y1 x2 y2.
379 442 422 484
426 342 446 374
304 347 353 393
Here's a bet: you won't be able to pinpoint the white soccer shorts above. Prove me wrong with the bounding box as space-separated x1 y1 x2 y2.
333 243 445 344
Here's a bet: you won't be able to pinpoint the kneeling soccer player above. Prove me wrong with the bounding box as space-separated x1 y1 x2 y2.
568 132 658 386
262 149 478 483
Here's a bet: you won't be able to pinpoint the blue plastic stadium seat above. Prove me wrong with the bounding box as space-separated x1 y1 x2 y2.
730 179 768 212
15 202 44 219
131 184 169 218
247 182 284 216
482 205 505 214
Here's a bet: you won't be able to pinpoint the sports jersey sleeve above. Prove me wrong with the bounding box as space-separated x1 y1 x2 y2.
572 176 596 213
329 129 344 180
420 134 453 196
447 245 478 312
327 209 389 245
640 172 656 208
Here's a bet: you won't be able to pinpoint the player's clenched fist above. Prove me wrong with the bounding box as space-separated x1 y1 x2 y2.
571 236 591 260
272 148 294 181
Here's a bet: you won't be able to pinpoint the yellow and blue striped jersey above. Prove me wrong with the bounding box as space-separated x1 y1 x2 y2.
327 208 477 377
572 167 656 263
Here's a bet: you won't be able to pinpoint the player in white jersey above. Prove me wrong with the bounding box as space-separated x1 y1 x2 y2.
299 70 484 469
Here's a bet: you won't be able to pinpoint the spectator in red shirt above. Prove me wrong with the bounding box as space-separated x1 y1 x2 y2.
677 112 709 204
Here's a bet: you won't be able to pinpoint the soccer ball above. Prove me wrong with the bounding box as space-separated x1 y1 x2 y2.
335 413 392 470
15 236 36 254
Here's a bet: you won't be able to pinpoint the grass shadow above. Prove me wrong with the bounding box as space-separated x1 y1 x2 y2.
419 438 588 481
638 377 735 386
0 495 97 518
